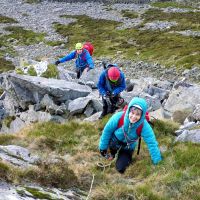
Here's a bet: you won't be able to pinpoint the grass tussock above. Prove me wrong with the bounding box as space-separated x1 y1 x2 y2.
23 0 41 3
27 66 37 76
0 58 15 73
15 68 25 75
172 109 193 124
0 15 18 23
24 187 52 199
27 121 98 153
45 40 65 47
41 64 59 78
2 116 16 128
152 119 180 136
0 134 16 145
121 10 139 19
54 15 200 69
23 161 78 189
0 160 78 189
0 88 4 96
0 161 11 181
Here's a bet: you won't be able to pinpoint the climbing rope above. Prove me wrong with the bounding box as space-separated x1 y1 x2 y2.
96 146 122 172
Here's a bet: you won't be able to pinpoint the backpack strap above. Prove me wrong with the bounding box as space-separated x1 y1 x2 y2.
137 137 142 155
118 111 125 128
75 49 87 61
136 123 143 155
117 105 128 128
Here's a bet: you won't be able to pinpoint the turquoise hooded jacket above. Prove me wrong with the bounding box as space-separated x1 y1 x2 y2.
99 97 162 165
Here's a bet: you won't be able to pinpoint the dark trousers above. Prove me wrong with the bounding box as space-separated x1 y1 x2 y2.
76 67 85 79
102 95 120 114
110 148 133 174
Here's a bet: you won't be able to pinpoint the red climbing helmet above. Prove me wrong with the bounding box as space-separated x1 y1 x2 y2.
107 67 120 82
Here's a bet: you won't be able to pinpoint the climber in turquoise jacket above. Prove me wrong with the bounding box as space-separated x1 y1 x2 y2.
99 97 162 173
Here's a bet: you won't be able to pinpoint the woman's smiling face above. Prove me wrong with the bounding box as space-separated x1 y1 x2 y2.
129 106 142 124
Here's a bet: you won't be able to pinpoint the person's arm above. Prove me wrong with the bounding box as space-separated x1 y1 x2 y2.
141 121 162 165
112 73 126 96
97 72 107 96
85 51 94 70
59 51 76 63
99 112 122 151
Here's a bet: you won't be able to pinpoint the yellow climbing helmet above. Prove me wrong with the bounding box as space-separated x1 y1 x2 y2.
75 43 83 50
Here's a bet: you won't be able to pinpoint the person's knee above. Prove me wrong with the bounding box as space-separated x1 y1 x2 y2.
116 160 129 174
115 151 133 174
116 164 126 174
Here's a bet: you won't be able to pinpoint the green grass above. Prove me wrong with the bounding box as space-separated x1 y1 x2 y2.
0 88 4 96
152 119 180 136
41 64 59 78
141 8 200 31
0 160 78 189
23 0 41 3
0 58 15 73
0 161 10 181
0 26 46 73
151 1 195 9
45 40 65 47
0 15 18 23
27 121 98 153
25 188 53 199
135 30 200 69
2 116 16 128
54 15 200 69
3 26 45 46
0 134 16 145
27 66 37 76
121 10 139 19
0 118 199 199
55 15 122 58
23 161 78 189
15 68 25 75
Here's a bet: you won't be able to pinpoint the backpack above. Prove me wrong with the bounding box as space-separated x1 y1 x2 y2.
117 105 151 155
83 42 94 56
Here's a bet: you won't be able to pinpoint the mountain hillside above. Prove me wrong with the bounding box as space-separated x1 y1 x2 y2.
0 0 199 199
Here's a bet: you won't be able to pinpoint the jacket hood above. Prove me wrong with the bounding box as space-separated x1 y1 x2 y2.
123 97 148 130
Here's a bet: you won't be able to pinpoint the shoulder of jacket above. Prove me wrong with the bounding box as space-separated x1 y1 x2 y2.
120 71 125 77
112 111 124 121
141 120 154 135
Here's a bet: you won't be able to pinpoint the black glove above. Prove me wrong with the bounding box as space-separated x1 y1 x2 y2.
106 91 111 96
100 149 107 157
55 60 60 66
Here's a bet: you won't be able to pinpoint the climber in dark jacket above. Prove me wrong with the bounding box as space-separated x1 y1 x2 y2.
97 64 126 119
99 97 162 173
55 43 94 79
